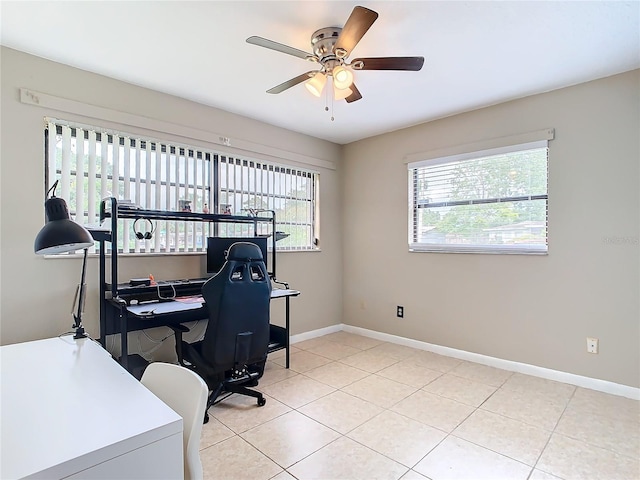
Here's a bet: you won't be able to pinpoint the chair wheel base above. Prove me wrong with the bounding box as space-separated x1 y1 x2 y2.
203 412 209 424
257 397 266 407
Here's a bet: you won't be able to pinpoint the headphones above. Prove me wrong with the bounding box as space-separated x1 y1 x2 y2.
133 218 155 240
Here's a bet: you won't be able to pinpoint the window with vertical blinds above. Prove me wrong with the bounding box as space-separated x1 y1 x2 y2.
45 119 319 253
218 157 317 250
408 140 549 254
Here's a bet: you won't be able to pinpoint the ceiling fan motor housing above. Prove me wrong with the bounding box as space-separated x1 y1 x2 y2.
311 27 343 61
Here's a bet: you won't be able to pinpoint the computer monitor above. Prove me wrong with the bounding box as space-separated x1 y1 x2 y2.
206 236 270 276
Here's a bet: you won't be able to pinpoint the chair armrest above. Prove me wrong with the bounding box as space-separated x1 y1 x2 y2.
271 278 289 289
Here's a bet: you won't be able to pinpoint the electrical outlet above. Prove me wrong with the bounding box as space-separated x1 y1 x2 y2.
587 337 599 354
397 306 404 318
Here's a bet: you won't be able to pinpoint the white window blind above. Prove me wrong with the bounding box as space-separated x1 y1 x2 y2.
47 120 215 254
408 139 550 254
218 157 318 250
45 118 320 253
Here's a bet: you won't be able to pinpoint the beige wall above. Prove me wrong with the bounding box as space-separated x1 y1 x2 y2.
342 70 640 388
2 46 638 388
0 47 343 348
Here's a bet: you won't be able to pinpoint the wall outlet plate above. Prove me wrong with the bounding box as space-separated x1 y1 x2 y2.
587 337 599 354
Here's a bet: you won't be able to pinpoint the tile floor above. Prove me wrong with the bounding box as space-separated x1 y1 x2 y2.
198 331 640 480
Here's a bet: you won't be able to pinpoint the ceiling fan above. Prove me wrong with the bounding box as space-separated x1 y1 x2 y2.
246 5 424 103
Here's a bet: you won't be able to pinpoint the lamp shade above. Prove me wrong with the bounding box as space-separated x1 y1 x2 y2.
332 66 354 90
305 72 327 97
34 197 94 254
334 85 353 100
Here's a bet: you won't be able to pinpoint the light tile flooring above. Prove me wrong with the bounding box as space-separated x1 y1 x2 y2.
198 332 640 480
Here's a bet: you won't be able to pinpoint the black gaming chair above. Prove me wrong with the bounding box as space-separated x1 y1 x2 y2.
172 242 272 421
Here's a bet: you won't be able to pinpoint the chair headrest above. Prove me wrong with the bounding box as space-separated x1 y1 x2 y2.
226 242 264 262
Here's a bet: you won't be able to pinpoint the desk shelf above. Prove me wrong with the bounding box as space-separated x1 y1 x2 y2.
268 325 288 353
97 197 278 300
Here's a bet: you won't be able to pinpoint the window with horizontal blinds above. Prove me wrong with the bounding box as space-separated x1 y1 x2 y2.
408 140 549 254
45 118 319 253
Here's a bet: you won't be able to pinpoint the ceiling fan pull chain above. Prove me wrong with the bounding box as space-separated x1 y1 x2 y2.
325 77 334 122
330 83 335 122
325 79 330 113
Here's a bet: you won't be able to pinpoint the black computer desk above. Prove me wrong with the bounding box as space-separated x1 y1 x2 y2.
100 278 300 375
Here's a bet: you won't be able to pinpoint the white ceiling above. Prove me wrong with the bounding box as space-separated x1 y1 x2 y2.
1 1 639 144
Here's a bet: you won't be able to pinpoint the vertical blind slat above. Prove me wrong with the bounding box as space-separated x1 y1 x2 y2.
75 128 85 222
100 134 108 201
175 148 182 250
87 130 97 225
145 141 152 209
61 126 71 203
164 144 172 252
144 141 152 252
200 152 206 243
122 139 131 253
131 140 140 252
188 152 195 250
47 122 57 194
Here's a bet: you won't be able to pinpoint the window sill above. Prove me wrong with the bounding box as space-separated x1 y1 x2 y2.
409 245 548 255
275 248 321 253
43 248 321 259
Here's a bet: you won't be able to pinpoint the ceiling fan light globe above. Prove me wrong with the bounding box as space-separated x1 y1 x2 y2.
333 66 354 89
333 85 353 100
305 72 327 97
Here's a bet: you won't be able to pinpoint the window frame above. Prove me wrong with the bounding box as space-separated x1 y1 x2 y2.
408 138 551 255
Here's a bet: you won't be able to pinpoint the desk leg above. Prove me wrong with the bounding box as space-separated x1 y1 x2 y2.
99 300 106 348
285 296 290 369
119 307 129 370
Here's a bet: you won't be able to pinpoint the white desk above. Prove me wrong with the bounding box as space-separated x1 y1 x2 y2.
1 336 183 479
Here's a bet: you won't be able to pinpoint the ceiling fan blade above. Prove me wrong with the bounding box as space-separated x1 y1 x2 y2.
247 36 315 61
266 71 317 94
351 57 425 71
334 6 379 57
345 83 362 103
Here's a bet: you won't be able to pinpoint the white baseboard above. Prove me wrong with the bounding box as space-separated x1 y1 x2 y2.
301 323 639 400
290 324 342 345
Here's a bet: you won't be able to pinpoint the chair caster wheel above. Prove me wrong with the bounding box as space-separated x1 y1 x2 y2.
257 397 266 407
203 412 209 424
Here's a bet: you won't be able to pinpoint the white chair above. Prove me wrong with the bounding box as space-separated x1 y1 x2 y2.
141 362 208 480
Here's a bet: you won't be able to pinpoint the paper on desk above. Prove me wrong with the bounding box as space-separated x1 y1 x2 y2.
175 295 204 304
127 301 203 316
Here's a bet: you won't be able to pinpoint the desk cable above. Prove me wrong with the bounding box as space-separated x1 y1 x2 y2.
135 329 176 362
137 319 206 359
156 283 176 300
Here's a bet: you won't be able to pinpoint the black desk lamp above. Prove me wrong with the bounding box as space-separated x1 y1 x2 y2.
34 181 94 339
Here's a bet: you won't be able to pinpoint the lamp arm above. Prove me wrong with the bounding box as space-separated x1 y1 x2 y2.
73 248 88 339
47 179 59 198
